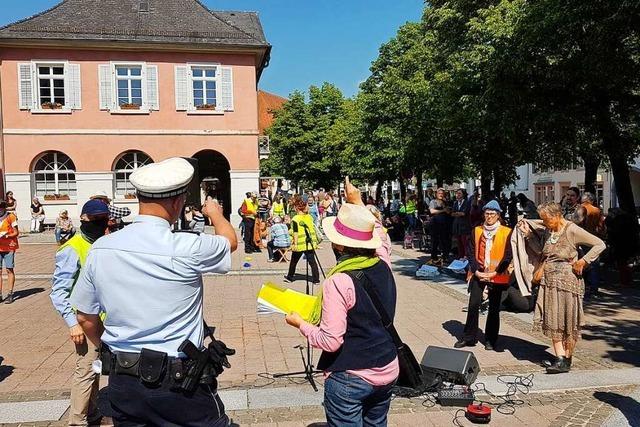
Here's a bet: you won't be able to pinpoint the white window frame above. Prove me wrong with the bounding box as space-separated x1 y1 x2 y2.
32 60 71 112
111 61 148 112
187 63 222 112
113 151 153 198
32 152 77 199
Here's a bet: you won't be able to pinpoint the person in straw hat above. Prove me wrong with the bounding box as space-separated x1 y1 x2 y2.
286 177 399 427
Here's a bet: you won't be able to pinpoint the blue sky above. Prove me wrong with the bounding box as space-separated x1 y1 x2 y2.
0 1 424 98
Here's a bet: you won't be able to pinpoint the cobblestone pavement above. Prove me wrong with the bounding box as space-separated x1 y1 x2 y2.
1 235 639 426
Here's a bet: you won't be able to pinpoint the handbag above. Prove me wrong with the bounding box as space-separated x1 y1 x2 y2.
347 271 424 391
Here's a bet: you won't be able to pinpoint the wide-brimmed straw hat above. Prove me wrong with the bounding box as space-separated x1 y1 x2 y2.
322 203 382 249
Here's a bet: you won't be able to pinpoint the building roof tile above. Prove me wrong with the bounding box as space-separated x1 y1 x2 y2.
0 0 269 48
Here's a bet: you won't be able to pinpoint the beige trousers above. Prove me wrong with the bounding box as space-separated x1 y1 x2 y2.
69 339 100 426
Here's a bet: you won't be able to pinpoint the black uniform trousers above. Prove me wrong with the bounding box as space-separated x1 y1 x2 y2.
242 217 257 252
105 372 228 427
431 220 451 260
287 250 320 283
462 277 506 345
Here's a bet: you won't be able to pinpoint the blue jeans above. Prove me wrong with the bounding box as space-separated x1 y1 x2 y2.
584 259 600 297
324 371 394 427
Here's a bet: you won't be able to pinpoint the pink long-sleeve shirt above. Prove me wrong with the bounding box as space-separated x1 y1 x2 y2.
299 225 398 386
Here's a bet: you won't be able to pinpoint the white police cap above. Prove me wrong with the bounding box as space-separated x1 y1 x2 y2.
130 157 194 199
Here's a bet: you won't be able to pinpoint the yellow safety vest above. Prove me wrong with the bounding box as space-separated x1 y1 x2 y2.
59 233 106 320
272 201 285 217
243 198 257 219
59 233 92 268
289 214 318 252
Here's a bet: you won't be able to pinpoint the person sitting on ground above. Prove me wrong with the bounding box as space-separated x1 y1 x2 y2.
267 216 291 262
189 206 206 233
55 210 74 244
30 197 45 233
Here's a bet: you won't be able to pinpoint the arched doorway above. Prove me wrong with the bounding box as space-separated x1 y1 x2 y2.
192 150 231 219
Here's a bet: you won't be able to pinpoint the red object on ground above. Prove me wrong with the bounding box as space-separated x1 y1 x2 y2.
465 403 491 424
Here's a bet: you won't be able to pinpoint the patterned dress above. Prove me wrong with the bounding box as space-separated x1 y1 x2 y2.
533 222 605 343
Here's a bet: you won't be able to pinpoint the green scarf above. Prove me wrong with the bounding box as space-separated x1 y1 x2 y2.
308 256 380 325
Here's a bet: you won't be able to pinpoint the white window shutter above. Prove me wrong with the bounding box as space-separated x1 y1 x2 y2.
67 63 82 110
220 66 234 111
175 65 189 111
146 65 159 111
98 64 113 110
17 63 34 110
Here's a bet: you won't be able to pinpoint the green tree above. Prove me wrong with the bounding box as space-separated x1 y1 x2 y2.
263 83 346 189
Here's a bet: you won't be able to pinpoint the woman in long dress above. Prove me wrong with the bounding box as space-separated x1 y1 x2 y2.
518 202 605 373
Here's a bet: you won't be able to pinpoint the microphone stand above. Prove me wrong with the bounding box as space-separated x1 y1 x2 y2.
273 222 326 391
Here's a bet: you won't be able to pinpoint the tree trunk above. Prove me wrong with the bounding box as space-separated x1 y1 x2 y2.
398 171 407 202
480 173 492 202
606 147 636 214
415 170 425 214
436 178 444 188
597 108 636 214
493 169 505 197
581 152 600 195
375 179 383 202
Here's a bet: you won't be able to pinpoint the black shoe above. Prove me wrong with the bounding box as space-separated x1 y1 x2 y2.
4 293 14 304
0 295 3 303
283 276 293 283
484 342 494 351
454 339 476 349
312 280 321 285
543 356 572 368
546 356 571 374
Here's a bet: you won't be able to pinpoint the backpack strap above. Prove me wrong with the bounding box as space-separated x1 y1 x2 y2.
345 270 402 347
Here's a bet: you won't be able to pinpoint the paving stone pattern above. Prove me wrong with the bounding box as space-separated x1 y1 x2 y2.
1 237 639 426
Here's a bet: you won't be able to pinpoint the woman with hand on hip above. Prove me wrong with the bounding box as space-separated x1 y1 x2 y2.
518 202 605 373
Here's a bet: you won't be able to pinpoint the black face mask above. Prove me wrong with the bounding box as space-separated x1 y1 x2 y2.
81 219 109 242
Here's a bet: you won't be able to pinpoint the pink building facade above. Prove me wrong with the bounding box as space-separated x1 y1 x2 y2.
0 0 271 228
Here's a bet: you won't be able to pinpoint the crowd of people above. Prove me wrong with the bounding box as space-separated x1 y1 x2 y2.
0 174 638 425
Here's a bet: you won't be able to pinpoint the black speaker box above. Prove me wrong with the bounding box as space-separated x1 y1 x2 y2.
420 346 480 386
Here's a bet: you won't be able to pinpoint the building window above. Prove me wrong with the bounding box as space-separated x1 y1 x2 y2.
114 151 153 197
116 65 143 107
191 66 218 108
32 152 76 199
37 65 65 106
534 183 555 205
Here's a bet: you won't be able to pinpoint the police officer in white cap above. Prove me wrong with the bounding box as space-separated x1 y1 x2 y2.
71 157 238 426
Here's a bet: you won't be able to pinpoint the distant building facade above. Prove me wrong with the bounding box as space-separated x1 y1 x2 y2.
0 0 271 228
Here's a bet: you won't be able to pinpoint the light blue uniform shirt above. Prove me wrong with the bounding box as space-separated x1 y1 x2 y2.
50 246 82 328
70 215 231 357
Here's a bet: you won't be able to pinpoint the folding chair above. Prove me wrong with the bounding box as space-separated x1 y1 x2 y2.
275 248 291 263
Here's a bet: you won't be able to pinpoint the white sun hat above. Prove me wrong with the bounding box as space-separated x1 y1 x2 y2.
322 203 382 249
130 157 194 199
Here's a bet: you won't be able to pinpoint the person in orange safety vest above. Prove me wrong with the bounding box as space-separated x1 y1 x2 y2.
455 200 512 351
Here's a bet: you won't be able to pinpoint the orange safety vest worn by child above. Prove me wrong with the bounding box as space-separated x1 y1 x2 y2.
0 213 19 252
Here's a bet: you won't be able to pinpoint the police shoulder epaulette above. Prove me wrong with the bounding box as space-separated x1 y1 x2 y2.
172 230 201 236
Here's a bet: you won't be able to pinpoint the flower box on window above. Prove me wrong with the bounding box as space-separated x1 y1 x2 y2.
124 193 137 199
43 194 70 201
196 103 217 110
120 103 141 110
41 102 64 110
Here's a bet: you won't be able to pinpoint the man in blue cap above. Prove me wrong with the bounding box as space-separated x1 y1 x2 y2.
455 199 512 351
50 199 110 426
